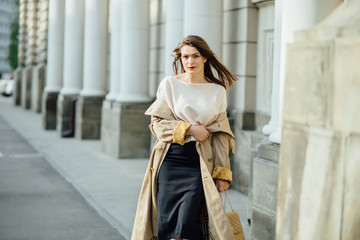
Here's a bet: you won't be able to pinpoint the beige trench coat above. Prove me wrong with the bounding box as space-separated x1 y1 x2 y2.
131 99 236 240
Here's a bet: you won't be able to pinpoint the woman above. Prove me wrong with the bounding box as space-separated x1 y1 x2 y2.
132 35 237 240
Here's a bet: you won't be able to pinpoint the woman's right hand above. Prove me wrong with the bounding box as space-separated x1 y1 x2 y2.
186 124 210 143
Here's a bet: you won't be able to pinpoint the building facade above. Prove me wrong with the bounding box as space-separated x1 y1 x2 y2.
0 0 18 76
14 0 48 109
14 0 360 239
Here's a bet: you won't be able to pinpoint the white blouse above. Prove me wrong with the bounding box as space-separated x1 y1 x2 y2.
156 76 227 127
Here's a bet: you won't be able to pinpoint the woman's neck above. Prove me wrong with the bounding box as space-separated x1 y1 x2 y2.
185 72 206 83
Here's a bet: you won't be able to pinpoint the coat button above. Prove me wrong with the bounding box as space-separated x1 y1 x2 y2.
158 147 163 152
151 167 155 172
207 158 212 162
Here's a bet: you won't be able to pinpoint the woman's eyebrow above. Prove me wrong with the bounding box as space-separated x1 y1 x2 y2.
182 53 200 56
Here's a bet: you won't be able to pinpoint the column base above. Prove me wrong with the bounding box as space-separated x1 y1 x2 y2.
242 111 256 130
21 66 32 109
251 142 279 240
101 101 151 158
13 67 22 106
75 95 104 140
269 128 282 144
58 93 78 137
42 91 59 130
31 63 46 113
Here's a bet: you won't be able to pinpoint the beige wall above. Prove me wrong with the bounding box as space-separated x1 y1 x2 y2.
277 1 359 239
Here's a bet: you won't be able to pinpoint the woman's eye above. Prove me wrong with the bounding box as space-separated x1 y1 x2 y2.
194 55 199 58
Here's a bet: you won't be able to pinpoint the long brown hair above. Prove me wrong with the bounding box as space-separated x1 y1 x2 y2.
172 35 237 89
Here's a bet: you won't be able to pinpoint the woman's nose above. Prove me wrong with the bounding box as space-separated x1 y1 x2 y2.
188 57 194 63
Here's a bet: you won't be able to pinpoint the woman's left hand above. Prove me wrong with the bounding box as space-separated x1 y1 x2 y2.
215 180 229 193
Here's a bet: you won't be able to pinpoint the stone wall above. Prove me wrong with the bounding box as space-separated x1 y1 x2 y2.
225 0 260 196
277 1 360 239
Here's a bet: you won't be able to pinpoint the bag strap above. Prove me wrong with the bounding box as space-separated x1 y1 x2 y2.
223 190 234 212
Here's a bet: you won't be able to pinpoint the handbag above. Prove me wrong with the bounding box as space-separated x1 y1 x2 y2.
223 191 245 240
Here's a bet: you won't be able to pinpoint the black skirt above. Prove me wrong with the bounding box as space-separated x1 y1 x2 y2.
157 141 205 240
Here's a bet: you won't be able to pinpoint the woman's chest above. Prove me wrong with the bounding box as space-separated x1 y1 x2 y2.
172 92 220 123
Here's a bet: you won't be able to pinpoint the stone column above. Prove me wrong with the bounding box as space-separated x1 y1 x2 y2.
105 0 151 158
148 0 166 97
117 0 150 103
105 0 120 102
163 0 183 77
277 1 359 239
21 0 38 109
76 0 108 140
101 0 121 154
21 66 32 109
13 68 23 106
31 63 46 112
31 0 49 113
58 0 85 137
42 0 65 130
263 0 342 144
183 0 223 56
15 0 28 106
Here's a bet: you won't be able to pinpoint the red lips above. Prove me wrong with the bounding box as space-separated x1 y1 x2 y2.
188 67 195 70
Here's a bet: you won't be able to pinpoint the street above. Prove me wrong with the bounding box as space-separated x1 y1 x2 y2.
0 115 123 240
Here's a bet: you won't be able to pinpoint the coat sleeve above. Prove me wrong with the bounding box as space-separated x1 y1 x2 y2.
150 115 192 145
211 132 234 184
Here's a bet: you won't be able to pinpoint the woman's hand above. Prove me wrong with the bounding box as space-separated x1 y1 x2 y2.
216 180 230 193
186 124 210 143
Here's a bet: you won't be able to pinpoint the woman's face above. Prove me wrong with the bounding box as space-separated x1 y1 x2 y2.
180 45 207 74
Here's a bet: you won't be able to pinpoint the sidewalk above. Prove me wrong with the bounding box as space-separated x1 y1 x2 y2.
0 115 123 240
0 96 250 239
